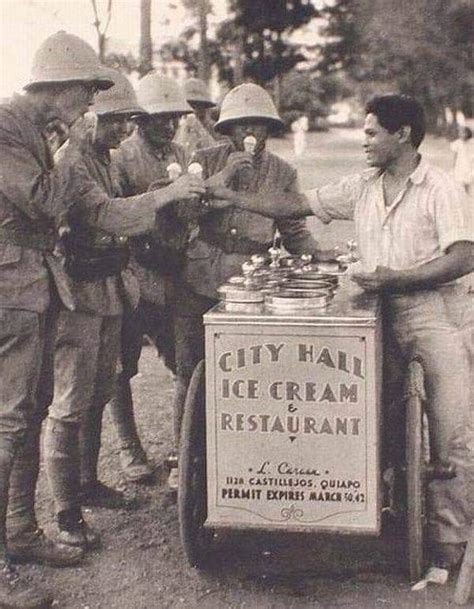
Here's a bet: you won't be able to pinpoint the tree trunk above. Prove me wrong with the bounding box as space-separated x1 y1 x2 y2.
139 0 153 77
197 0 210 83
233 27 244 86
98 33 106 63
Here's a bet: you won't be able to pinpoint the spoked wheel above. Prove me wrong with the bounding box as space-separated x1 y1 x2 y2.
405 358 427 582
178 359 213 568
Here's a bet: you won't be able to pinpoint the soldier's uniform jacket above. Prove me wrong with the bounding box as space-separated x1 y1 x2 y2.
57 144 143 315
113 129 189 305
183 142 320 299
0 94 78 312
174 114 216 156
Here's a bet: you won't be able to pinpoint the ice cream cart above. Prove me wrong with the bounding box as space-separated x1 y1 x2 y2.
178 262 435 582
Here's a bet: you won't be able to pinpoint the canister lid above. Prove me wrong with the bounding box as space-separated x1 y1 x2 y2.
217 284 264 303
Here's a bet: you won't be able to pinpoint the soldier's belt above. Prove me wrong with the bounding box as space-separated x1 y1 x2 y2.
63 234 130 281
200 231 272 255
0 225 56 252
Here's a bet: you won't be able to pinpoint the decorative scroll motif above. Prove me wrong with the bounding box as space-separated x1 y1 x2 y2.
281 504 304 521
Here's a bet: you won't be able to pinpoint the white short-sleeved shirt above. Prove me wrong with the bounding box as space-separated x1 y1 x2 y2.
306 158 474 272
450 139 474 185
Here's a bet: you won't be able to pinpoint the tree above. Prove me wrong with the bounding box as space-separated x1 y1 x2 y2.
317 0 474 129
181 0 212 83
90 0 113 62
217 0 319 102
139 0 153 76
279 71 352 130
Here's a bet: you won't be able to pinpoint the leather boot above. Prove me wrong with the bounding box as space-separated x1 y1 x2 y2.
43 418 80 516
119 447 153 484
109 380 153 483
79 397 104 490
7 528 83 568
6 417 42 543
0 558 53 609
0 447 15 555
56 508 100 551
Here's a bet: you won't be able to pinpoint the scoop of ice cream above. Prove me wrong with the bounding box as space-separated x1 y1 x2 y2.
166 162 182 180
243 135 257 154
188 162 203 178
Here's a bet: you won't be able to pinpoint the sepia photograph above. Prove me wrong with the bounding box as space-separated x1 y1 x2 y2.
0 1 473 608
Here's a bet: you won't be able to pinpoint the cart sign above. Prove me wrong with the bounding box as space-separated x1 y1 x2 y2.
204 303 381 534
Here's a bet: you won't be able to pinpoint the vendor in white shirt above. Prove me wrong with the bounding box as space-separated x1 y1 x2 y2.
207 94 474 576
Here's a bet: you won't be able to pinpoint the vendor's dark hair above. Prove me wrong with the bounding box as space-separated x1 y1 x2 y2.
365 94 426 148
463 127 472 140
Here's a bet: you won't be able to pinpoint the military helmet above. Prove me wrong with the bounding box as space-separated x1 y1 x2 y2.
137 73 193 116
24 31 113 91
184 77 215 108
92 69 144 117
214 83 283 134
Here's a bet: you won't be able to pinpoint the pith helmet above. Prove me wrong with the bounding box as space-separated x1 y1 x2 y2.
92 69 144 116
137 73 193 115
214 83 283 134
184 78 215 108
24 31 113 91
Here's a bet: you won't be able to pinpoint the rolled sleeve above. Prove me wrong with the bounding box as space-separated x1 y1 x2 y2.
71 162 158 236
305 174 364 222
433 182 474 252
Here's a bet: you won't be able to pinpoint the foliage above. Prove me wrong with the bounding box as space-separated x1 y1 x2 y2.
279 71 350 130
218 0 319 85
317 0 474 127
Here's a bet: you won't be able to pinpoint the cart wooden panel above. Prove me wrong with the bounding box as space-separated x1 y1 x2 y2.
203 284 382 535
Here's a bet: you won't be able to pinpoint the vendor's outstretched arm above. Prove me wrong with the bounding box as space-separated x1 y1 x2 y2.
207 184 314 219
352 241 474 292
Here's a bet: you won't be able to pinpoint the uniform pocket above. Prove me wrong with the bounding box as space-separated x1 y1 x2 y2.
0 243 22 267
186 238 213 260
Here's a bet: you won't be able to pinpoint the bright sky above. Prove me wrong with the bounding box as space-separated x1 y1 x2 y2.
0 0 229 97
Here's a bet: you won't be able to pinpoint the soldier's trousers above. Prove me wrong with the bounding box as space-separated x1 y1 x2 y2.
0 305 56 550
110 298 176 454
44 308 121 515
383 284 474 545
173 289 216 448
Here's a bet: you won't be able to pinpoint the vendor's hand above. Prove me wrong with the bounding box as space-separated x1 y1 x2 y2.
205 151 254 189
205 198 234 210
206 182 234 200
163 173 206 201
350 266 399 291
314 248 340 262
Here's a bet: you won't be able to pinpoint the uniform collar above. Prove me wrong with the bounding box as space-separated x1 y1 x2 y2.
13 93 61 131
138 127 175 160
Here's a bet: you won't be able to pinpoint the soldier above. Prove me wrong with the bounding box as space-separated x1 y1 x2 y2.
174 83 334 478
0 31 112 609
43 68 205 550
111 74 195 486
174 77 217 155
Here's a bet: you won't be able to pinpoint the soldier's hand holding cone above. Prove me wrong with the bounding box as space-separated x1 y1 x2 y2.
160 172 206 201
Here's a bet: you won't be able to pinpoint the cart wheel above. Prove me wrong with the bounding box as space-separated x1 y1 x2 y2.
178 359 213 568
405 358 427 581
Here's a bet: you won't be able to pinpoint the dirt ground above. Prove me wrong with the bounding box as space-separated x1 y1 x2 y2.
25 129 472 609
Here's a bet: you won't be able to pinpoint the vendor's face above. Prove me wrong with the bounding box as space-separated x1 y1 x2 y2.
140 114 181 146
229 120 269 152
95 114 130 149
363 113 401 169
